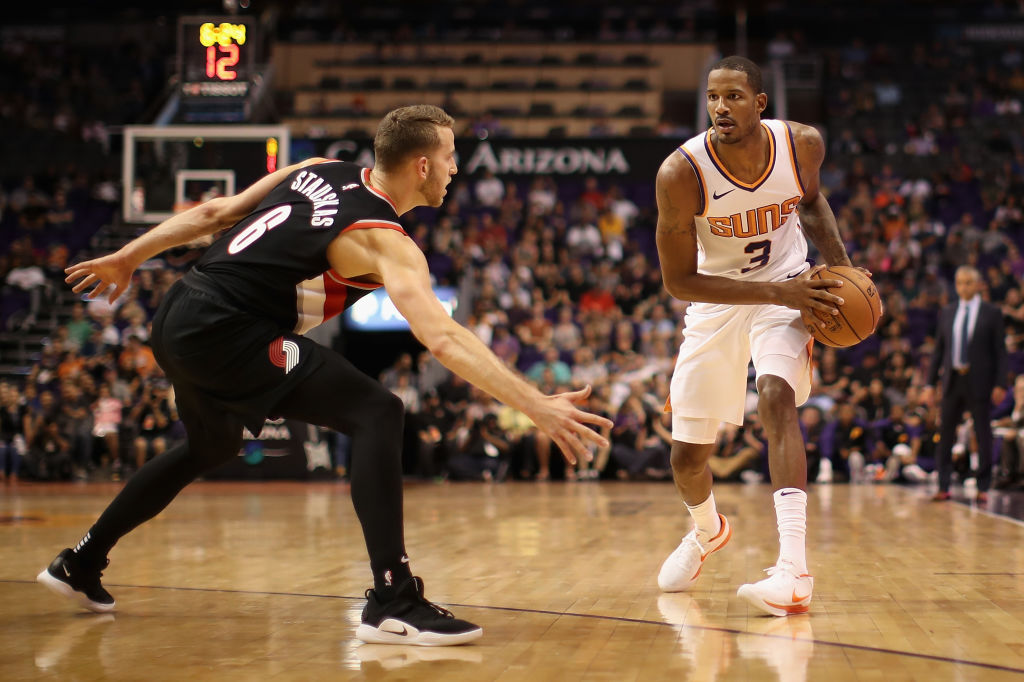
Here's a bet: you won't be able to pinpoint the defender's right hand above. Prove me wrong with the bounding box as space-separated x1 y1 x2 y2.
525 385 613 466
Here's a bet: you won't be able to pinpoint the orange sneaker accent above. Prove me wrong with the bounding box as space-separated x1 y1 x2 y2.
701 513 732 560
763 601 811 614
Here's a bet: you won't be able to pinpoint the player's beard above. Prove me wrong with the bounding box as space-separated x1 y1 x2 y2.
423 163 447 207
716 117 758 145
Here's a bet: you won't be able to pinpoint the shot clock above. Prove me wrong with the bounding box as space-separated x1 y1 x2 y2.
177 16 255 98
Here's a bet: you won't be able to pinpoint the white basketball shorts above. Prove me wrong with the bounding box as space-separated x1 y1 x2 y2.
669 301 812 443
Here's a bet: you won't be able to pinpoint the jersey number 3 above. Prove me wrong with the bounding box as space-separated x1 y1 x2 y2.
227 205 293 254
740 239 771 273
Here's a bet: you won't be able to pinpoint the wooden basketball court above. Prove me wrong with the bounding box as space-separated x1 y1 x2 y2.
3 480 1024 681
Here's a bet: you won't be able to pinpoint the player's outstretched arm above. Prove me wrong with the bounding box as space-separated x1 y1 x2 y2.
65 157 330 302
356 231 612 465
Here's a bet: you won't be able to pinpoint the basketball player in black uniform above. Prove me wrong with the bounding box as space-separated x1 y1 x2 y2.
38 105 612 646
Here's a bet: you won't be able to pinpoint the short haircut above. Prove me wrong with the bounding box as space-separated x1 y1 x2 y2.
373 105 454 171
711 55 764 94
955 265 981 281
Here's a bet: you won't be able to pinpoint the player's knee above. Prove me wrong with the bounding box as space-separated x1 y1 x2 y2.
670 443 710 476
363 389 405 430
756 376 795 417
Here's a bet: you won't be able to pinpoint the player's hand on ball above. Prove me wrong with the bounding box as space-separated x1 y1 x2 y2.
776 265 844 322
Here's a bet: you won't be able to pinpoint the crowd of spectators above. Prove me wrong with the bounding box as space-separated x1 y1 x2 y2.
363 35 1024 485
3 20 1024 489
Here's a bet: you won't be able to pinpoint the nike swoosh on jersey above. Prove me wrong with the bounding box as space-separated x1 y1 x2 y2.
712 188 737 200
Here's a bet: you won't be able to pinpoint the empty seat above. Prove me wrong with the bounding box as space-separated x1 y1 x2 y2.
492 79 529 90
623 53 651 65
629 125 656 136
489 105 523 116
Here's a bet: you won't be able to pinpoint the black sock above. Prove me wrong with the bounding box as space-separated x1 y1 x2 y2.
70 441 225 570
71 529 109 569
373 557 413 598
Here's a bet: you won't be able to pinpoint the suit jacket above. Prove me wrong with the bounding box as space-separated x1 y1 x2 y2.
928 300 1008 400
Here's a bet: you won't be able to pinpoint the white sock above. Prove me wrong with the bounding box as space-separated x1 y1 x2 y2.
774 488 808 575
686 492 721 538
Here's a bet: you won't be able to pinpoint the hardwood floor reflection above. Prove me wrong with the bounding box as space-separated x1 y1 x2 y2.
3 480 1024 680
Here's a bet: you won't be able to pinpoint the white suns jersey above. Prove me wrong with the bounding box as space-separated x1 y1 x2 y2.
678 119 809 282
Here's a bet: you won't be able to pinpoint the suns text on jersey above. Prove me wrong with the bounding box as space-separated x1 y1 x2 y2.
707 195 801 238
290 170 339 227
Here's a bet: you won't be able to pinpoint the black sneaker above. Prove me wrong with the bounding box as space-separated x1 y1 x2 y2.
37 549 116 613
356 576 482 646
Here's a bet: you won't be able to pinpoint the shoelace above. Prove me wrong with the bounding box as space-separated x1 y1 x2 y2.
762 562 800 579
670 534 704 565
366 585 454 619
84 564 108 593
419 596 454 619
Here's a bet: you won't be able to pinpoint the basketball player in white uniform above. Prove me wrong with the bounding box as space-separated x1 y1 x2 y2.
654 56 853 616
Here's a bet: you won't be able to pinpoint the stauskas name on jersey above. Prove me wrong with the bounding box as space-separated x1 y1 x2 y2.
291 170 340 227
707 195 801 238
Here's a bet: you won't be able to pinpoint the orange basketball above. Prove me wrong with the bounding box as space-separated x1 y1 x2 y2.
799 266 882 348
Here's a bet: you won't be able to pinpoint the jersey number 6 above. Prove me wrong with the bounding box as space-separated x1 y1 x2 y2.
227 205 293 254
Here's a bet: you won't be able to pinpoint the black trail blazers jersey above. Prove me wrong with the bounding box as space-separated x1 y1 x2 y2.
193 160 406 334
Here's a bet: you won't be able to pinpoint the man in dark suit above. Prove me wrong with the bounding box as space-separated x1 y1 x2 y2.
927 265 1009 503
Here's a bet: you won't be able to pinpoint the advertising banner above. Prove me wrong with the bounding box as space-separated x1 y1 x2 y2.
206 418 333 480
291 136 676 180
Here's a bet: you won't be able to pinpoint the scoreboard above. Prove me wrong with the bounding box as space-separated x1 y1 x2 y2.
177 16 255 102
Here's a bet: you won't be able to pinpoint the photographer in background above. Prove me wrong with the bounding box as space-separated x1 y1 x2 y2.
129 379 174 474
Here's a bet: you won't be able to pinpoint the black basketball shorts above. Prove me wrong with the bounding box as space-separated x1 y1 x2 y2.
151 279 327 434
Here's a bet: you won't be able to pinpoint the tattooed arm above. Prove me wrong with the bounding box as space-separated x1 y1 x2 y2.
654 152 841 315
790 122 852 267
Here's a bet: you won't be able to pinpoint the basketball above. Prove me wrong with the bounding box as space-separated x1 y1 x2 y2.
800 266 882 348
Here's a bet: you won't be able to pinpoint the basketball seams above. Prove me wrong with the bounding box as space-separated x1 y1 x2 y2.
833 302 864 342
848 279 876 337
808 312 840 346
808 266 878 346
839 268 881 337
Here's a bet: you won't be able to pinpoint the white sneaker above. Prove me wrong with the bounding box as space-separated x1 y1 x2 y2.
736 562 813 616
657 513 732 592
